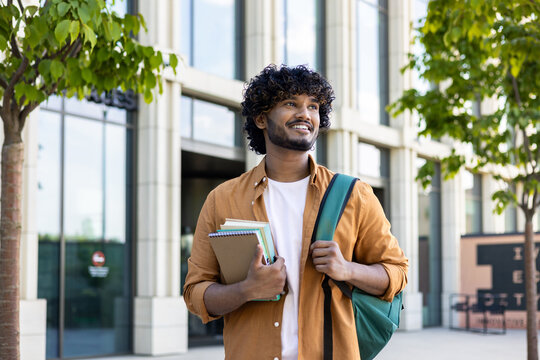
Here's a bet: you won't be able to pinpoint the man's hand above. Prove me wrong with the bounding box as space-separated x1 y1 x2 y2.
310 240 351 281
241 245 287 301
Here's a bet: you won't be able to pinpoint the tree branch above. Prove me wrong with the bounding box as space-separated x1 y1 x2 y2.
19 82 58 128
3 56 29 119
0 76 8 89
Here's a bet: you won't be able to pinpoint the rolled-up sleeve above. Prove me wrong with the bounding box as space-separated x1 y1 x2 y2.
354 182 409 302
183 191 222 323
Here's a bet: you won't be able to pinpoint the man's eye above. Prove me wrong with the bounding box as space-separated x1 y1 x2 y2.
285 101 295 106
309 104 319 110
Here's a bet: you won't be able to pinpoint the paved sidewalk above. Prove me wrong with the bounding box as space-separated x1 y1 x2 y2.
90 327 531 360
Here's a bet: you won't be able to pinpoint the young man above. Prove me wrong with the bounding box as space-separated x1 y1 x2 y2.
183 65 408 359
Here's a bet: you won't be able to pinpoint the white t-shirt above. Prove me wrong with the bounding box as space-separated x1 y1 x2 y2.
264 176 310 360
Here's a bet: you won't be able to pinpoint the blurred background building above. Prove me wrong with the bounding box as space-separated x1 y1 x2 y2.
15 0 540 359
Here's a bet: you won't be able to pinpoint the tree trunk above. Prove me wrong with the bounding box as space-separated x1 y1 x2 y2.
524 217 538 360
0 138 24 360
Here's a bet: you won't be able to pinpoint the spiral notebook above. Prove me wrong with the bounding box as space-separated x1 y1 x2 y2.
208 229 280 301
208 230 266 284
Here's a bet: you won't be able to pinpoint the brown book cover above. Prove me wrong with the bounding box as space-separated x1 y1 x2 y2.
208 230 261 284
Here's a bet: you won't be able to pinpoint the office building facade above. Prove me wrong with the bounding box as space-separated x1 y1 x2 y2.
12 0 540 359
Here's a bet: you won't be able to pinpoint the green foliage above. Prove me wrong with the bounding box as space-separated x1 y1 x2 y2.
0 0 178 113
389 0 540 216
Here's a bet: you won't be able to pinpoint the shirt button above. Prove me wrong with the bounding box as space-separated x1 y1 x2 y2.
251 201 254 205
263 177 267 181
274 322 279 327
254 182 258 186
274 357 279 360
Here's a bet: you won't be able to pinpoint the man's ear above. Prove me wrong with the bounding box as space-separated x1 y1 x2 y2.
254 114 267 130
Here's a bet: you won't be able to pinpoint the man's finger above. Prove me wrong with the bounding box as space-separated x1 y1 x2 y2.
250 245 265 266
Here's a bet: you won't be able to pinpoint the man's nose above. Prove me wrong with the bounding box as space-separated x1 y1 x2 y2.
296 106 311 120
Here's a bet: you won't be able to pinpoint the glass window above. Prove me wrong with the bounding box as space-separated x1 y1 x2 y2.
64 117 103 241
356 0 389 125
181 96 193 138
181 0 242 80
504 205 517 233
463 172 483 234
37 97 133 358
357 142 389 178
417 158 442 326
37 110 62 359
280 0 324 71
181 96 240 148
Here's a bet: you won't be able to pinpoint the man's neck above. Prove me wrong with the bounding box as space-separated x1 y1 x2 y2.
264 150 310 182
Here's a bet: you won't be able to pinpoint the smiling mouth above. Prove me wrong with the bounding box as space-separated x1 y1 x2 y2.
291 124 310 131
288 121 313 132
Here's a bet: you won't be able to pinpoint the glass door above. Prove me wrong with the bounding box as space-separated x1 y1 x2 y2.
37 96 134 359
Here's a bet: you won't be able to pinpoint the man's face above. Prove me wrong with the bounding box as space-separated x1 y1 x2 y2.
259 94 321 152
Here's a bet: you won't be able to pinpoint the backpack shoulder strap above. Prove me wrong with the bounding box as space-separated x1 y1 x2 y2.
312 173 357 360
311 173 357 244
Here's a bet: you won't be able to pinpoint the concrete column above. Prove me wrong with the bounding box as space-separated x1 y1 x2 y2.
326 129 351 174
441 174 464 327
19 109 47 360
135 0 186 355
390 148 422 330
243 0 275 170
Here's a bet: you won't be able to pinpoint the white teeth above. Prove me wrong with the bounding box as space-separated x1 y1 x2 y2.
292 125 309 130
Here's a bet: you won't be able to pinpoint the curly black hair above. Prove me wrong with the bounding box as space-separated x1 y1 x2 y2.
241 64 335 154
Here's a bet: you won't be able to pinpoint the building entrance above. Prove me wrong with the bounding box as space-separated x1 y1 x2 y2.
37 96 133 359
180 150 245 346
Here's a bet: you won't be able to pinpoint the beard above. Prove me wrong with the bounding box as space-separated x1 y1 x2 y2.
266 116 318 151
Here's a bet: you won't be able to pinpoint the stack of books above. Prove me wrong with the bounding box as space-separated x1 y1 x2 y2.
208 218 280 301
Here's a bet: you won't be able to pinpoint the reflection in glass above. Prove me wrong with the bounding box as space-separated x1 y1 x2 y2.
65 96 107 121
356 0 388 124
504 205 517 233
181 96 193 138
358 142 389 178
105 125 127 243
182 0 239 79
64 116 103 241
180 0 192 60
464 172 483 234
283 0 321 70
37 96 132 358
41 94 62 111
37 111 62 359
417 158 442 326
193 99 236 147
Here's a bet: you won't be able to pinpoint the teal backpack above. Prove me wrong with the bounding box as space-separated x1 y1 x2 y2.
312 173 403 360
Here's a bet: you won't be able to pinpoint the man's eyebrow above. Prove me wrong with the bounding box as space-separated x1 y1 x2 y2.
286 95 319 102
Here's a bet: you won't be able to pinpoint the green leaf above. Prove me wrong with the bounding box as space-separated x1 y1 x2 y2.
143 46 153 57
69 21 80 43
57 3 70 17
169 54 178 74
54 19 71 44
26 24 42 48
38 59 51 76
82 23 96 48
0 34 6 51
50 59 64 80
138 13 147 32
78 5 91 23
143 88 153 103
81 68 93 83
149 53 162 69
25 5 39 17
111 21 121 41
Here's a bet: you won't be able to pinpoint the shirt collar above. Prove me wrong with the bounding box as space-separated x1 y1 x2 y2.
252 154 320 190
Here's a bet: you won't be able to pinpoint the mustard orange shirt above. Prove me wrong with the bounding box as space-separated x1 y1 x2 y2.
183 155 408 360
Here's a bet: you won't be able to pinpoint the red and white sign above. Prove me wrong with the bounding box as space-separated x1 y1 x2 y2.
92 251 106 267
